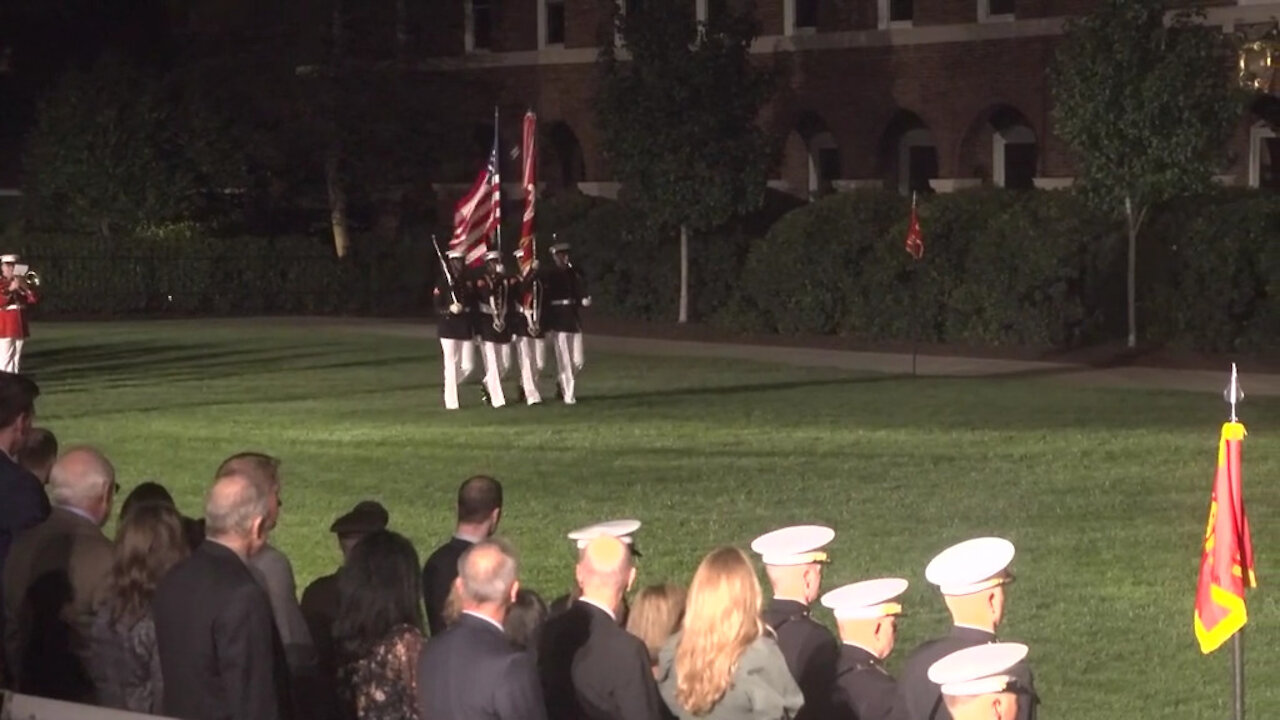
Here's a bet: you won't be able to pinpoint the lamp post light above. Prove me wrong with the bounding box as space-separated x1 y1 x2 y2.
1239 25 1280 95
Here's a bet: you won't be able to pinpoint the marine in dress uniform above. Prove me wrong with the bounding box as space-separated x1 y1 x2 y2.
435 249 477 410
548 520 642 619
926 643 1030 720
511 246 546 405
0 255 38 375
751 525 841 720
897 538 1037 720
821 578 910 720
476 250 515 408
541 243 590 404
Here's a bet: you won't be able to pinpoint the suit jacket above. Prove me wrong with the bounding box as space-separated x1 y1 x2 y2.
832 644 902 720
299 571 342 720
2 506 112 701
248 543 316 670
0 453 50 626
152 540 292 720
536 600 666 720
417 612 547 720
421 536 474 636
896 626 1036 720
763 599 839 720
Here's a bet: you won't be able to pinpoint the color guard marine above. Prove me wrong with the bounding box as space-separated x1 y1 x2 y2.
511 246 546 405
541 242 590 405
434 249 477 410
475 250 516 408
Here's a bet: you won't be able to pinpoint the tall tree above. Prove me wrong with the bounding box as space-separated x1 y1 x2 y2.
595 0 776 323
1051 0 1242 347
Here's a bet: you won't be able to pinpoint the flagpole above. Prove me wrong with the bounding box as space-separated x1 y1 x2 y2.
493 105 502 254
1226 361 1244 720
910 191 919 378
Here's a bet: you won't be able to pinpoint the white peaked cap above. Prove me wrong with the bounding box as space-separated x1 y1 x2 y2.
0 255 17 263
484 250 503 261
446 249 465 259
820 578 909 620
928 642 1029 697
925 537 1015 596
513 247 529 258
750 525 835 566
550 242 571 253
567 519 642 548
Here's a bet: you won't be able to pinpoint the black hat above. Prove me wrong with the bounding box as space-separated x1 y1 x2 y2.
330 500 389 536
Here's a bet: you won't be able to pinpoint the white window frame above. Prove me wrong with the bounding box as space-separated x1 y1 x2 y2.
808 132 838 200
696 0 708 23
785 0 818 35
539 0 566 48
878 0 914 30
978 0 1015 22
1249 122 1275 188
464 0 492 53
993 125 1035 188
898 128 935 196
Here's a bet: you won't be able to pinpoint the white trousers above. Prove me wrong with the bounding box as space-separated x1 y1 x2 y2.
534 337 547 374
515 337 543 405
440 338 477 410
0 338 25 374
480 341 508 408
550 331 583 404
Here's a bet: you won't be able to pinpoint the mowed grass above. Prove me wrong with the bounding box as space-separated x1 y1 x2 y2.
23 320 1280 719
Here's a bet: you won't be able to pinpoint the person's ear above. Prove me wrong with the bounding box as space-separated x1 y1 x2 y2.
251 515 266 541
510 579 521 605
627 566 637 593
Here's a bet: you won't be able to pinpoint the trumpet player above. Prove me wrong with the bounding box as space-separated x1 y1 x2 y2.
511 246 545 406
0 255 38 374
435 249 478 410
543 242 590 405
476 250 514 408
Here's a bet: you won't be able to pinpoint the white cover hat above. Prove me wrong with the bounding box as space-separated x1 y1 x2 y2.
0 255 17 264
550 242 570 253
445 249 465 259
820 578 909 620
925 537 1015 596
750 525 835 566
567 519 642 549
928 642 1029 697
513 247 529 258
483 249 503 262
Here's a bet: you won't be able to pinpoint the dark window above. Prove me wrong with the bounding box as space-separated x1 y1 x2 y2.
817 147 841 183
795 0 819 28
707 0 727 21
626 0 644 16
1003 143 1037 190
1262 138 1280 189
547 0 566 44
889 0 913 22
907 145 938 195
472 0 493 50
988 0 1015 15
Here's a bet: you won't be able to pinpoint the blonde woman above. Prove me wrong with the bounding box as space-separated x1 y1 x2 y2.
626 583 687 676
657 547 804 720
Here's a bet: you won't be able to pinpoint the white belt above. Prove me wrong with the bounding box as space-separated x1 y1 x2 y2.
2 305 19 311
550 299 575 306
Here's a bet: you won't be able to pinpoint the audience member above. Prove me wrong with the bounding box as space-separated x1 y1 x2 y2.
550 519 643 620
152 471 292 720
417 539 546 720
2 446 116 701
752 525 840 720
333 529 424 720
421 475 503 636
820 578 909 720
0 372 47 686
538 535 665 720
302 499 390 712
87 502 189 713
505 588 548 651
626 583 687 677
927 643 1030 720
656 546 803 720
17 426 56 485
119 481 207 553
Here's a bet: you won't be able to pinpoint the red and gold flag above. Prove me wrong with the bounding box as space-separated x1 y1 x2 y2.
904 193 924 261
1193 421 1258 654
518 109 537 276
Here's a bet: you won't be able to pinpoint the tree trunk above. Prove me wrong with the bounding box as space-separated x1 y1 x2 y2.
326 152 351 259
1125 195 1137 349
679 224 690 324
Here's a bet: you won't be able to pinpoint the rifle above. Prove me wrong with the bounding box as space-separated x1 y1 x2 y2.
431 235 463 315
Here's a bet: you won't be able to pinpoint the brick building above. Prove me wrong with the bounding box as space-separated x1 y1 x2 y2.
416 0 1280 200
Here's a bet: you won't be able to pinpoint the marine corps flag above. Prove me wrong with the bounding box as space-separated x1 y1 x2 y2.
905 192 924 260
518 109 537 276
1194 419 1257 654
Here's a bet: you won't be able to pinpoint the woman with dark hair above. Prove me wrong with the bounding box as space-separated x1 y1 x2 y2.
504 588 548 651
333 530 424 720
119 481 204 551
87 503 189 713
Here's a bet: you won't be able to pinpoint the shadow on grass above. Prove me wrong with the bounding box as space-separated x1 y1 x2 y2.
580 374 902 403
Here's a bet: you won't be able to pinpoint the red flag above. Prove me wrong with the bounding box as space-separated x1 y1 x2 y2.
1194 421 1257 653
518 110 537 276
905 193 924 260
451 115 501 267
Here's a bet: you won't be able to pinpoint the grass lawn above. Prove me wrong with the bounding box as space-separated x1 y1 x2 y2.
24 320 1280 719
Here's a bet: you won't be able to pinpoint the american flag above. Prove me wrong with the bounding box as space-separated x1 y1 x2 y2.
518 110 537 276
452 119 501 268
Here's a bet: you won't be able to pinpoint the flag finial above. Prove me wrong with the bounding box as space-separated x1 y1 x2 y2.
1225 363 1244 422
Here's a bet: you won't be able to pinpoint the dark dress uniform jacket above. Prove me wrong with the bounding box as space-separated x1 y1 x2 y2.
421 536 475 636
152 541 292 720
435 273 475 340
763 598 840 720
897 626 1036 720
513 274 545 339
541 265 588 333
0 454 48 686
833 644 903 720
417 612 548 720
536 600 666 720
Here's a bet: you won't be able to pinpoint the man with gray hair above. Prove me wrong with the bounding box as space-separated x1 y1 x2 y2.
417 538 546 720
2 446 116 700
153 472 292 720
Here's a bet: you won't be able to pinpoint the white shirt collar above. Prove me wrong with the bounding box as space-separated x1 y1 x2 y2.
462 610 506 633
577 597 617 621
454 531 486 544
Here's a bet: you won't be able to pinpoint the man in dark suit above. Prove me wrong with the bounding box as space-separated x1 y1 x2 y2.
417 538 546 720
537 535 664 720
820 578 911 720
422 475 503 635
3 446 116 700
752 525 840 720
898 538 1036 720
0 372 46 687
152 471 291 720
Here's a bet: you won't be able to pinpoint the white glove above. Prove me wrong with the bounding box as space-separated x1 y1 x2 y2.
581 297 592 308
449 302 463 315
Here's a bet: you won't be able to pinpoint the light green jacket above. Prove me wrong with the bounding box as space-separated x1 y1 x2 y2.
657 632 805 720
